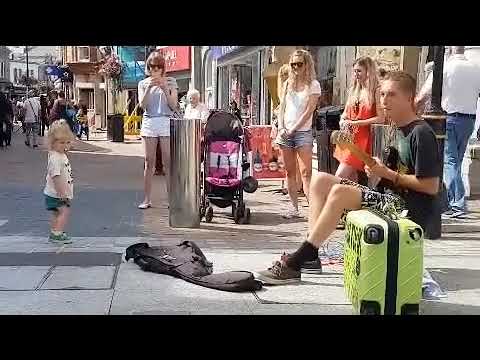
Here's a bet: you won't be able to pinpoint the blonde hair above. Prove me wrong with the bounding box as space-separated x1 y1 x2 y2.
277 64 290 100
287 50 316 91
347 56 378 108
47 119 75 150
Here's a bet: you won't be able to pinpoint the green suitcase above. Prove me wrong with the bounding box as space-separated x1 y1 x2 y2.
344 209 423 315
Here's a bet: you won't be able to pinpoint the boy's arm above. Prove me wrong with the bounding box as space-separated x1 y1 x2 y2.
51 176 68 199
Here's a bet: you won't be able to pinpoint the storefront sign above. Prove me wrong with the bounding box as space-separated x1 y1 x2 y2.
246 125 285 180
159 46 191 73
212 46 242 59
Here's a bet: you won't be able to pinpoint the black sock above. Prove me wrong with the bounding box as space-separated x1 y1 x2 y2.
285 241 319 270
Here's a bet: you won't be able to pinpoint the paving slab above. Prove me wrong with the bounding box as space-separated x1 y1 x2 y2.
41 266 116 290
0 266 50 290
110 288 255 315
0 252 122 266
249 303 353 315
0 290 113 315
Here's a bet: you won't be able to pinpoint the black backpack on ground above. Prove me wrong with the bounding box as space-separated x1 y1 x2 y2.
125 241 262 293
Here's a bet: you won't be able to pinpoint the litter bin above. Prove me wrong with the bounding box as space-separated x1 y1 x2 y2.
315 105 343 174
107 114 124 142
169 116 202 228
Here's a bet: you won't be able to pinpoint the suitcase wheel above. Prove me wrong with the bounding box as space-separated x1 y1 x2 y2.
401 304 420 315
360 301 380 315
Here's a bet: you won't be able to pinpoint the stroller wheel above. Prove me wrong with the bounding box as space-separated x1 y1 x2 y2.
205 207 214 223
245 208 251 224
239 207 251 225
233 206 243 224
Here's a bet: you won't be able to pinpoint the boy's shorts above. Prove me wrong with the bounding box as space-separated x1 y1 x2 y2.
45 195 71 211
339 178 406 216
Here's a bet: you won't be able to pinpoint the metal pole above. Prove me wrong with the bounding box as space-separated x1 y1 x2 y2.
25 46 29 97
169 117 201 228
422 46 447 240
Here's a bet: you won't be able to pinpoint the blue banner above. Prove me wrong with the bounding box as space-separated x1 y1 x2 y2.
45 65 62 77
211 46 242 59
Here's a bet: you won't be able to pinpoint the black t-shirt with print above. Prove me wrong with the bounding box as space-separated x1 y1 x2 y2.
390 120 441 229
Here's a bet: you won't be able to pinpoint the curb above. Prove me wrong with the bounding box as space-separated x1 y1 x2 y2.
442 223 480 233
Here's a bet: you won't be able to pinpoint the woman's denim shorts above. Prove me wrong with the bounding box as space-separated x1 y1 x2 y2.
275 129 313 149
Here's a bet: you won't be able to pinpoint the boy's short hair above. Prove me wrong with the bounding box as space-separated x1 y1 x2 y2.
382 71 417 98
47 119 75 150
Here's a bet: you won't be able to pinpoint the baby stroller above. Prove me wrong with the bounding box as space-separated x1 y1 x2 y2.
200 110 258 224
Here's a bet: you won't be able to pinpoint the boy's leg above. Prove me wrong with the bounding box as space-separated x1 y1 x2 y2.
308 172 340 233
50 211 59 232
257 178 363 284
56 206 70 233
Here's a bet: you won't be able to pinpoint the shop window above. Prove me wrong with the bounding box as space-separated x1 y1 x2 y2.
312 46 337 107
0 62 4 78
77 46 90 62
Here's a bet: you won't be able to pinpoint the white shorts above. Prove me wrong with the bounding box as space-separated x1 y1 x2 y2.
140 116 170 137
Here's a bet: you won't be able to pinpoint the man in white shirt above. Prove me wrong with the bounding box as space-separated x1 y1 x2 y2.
417 46 480 218
23 89 42 148
184 89 209 122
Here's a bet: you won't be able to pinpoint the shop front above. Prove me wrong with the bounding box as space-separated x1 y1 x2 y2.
213 46 271 126
158 46 191 100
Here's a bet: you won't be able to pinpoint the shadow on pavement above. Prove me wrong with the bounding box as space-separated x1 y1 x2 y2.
421 301 480 315
428 268 480 292
200 224 299 238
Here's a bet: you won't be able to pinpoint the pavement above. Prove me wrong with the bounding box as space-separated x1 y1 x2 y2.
1 126 480 315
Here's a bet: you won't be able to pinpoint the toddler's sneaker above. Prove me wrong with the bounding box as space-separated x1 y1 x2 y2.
49 232 73 244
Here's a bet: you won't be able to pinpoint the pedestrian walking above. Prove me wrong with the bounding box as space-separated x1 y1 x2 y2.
23 90 42 148
333 56 384 182
76 104 89 140
257 71 441 284
416 46 480 218
43 119 75 244
275 49 321 218
39 94 49 137
0 92 14 147
49 90 67 125
137 50 178 209
229 100 242 123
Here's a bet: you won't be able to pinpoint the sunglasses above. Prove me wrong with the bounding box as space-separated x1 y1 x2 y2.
148 64 163 71
290 62 304 68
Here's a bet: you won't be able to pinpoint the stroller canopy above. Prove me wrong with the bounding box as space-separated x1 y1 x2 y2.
204 110 243 143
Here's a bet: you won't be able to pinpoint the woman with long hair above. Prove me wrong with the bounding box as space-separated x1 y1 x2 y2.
137 50 178 209
334 56 384 182
276 49 321 218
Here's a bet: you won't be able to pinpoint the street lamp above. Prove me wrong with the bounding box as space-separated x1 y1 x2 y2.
422 46 447 240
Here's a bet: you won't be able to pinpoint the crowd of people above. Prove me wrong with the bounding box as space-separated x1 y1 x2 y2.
257 46 480 284
3 46 479 265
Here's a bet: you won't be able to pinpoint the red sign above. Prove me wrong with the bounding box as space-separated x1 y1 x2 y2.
246 126 286 180
159 46 191 73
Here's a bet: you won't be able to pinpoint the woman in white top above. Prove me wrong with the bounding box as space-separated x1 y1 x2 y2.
276 50 321 218
184 89 209 122
137 50 178 209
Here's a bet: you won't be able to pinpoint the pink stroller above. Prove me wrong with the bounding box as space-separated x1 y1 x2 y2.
200 110 258 224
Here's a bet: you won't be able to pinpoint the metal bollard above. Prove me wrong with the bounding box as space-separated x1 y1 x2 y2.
169 117 202 228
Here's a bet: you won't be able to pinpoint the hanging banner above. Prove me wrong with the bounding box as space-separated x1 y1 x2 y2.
246 125 285 180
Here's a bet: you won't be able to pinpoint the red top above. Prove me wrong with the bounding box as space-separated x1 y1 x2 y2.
334 101 376 171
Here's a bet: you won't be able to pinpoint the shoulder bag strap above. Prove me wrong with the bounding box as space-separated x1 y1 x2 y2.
27 99 39 123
